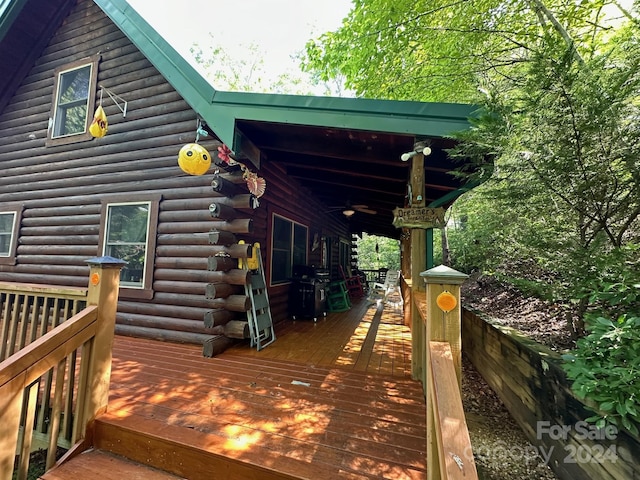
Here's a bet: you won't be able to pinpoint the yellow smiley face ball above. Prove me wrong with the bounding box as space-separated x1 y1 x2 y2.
178 143 211 176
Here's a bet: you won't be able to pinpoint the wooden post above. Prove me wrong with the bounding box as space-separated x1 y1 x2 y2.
77 256 126 436
410 151 426 383
421 265 468 480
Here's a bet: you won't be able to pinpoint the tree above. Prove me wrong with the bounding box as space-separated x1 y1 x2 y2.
303 1 640 337
302 0 631 103
355 234 400 271
191 37 345 95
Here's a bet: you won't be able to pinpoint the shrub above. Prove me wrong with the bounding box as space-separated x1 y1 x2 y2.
562 315 640 435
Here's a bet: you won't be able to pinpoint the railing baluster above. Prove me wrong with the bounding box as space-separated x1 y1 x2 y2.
52 298 61 328
28 296 42 345
62 350 77 442
17 295 31 351
72 338 93 445
37 369 54 437
0 293 9 360
39 297 52 337
16 380 39 480
46 358 67 470
8 294 21 357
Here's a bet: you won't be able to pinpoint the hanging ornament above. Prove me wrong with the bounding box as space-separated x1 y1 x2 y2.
178 143 211 175
89 104 108 138
217 144 233 164
177 119 212 175
243 169 267 198
436 291 457 313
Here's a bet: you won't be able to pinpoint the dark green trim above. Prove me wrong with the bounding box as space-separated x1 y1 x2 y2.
426 228 434 270
0 0 28 41
94 0 478 154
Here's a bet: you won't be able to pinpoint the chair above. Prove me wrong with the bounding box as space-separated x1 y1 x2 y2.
326 280 351 312
339 265 365 299
370 270 401 304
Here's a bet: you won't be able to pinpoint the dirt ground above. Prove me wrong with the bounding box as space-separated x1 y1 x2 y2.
460 273 569 479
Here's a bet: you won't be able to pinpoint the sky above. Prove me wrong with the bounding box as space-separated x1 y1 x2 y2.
127 0 354 94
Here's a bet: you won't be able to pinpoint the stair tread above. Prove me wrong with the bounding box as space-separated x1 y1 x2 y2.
40 449 185 480
94 410 425 479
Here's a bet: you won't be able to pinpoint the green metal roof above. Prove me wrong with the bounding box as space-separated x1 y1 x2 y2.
94 0 477 156
0 0 484 238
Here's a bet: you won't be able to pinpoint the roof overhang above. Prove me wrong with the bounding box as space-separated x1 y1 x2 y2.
0 0 485 239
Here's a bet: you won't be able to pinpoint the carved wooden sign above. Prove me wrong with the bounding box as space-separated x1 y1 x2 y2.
392 206 446 229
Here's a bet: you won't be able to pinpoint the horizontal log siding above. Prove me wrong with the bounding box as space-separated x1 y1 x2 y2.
248 161 350 323
0 0 352 347
0 0 237 345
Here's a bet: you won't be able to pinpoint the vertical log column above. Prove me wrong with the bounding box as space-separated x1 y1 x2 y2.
409 151 427 383
421 265 468 480
79 256 126 432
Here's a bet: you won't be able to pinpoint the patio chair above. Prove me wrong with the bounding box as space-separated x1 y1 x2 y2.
339 265 365 299
369 270 401 304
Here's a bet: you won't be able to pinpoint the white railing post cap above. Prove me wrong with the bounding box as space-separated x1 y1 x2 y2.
420 265 468 285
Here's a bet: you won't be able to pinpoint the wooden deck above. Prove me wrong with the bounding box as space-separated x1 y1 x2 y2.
225 295 412 376
45 298 426 479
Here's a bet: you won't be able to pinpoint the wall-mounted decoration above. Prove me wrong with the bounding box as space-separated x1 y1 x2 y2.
216 143 267 198
178 143 211 175
436 290 457 313
89 104 108 138
178 119 211 175
90 85 128 138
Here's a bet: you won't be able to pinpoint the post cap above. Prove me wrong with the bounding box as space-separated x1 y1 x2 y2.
85 256 128 267
420 265 468 285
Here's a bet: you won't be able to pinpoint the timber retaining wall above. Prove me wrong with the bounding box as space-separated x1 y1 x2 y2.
462 308 640 480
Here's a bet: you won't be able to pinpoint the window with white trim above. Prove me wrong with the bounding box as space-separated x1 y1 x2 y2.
271 214 308 285
103 202 151 288
47 55 99 146
0 205 22 266
0 212 17 257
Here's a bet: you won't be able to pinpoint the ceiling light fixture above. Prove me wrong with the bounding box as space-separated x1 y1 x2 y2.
342 209 355 217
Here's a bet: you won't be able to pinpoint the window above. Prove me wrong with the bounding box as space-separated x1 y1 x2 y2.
0 206 22 265
339 239 351 272
271 214 308 285
47 55 99 146
98 195 160 299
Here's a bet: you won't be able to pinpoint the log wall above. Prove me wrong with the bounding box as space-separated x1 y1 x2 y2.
462 308 640 480
0 0 351 349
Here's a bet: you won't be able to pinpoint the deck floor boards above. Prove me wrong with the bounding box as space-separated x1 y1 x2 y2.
99 298 425 479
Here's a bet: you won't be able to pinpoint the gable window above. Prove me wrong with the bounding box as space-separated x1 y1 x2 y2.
47 55 99 146
0 208 20 266
98 195 160 299
271 214 308 285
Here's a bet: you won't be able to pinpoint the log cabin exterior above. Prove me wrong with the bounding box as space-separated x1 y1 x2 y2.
0 0 482 354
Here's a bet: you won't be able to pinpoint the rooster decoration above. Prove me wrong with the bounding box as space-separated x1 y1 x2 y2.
216 143 266 198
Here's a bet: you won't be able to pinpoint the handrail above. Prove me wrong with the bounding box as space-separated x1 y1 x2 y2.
0 306 98 478
0 260 124 480
429 341 478 479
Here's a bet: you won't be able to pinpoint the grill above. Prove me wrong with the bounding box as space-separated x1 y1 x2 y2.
289 265 329 322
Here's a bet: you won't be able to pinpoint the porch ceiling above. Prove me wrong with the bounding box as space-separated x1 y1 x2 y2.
235 119 468 239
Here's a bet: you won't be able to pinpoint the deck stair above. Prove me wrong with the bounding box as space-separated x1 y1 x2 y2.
40 336 427 480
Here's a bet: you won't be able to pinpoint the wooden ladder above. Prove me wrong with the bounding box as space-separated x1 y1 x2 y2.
241 242 276 351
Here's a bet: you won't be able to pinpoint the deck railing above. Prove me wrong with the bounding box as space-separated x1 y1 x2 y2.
0 258 124 479
411 266 479 480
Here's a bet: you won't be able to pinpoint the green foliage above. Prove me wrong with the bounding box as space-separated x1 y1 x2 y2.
191 38 339 95
302 0 626 103
355 234 400 271
562 315 640 435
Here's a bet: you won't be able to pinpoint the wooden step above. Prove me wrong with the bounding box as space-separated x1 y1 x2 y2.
40 449 185 479
101 339 427 479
